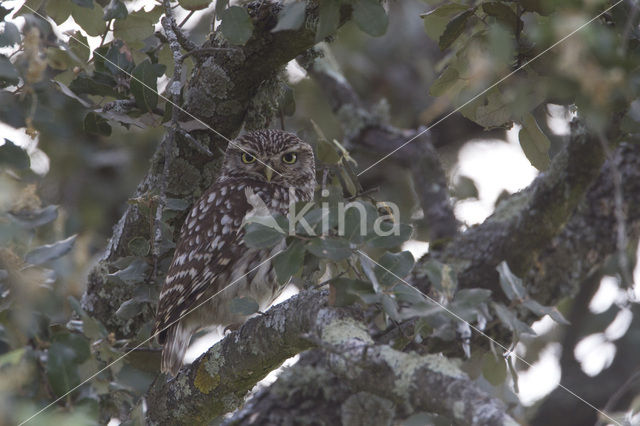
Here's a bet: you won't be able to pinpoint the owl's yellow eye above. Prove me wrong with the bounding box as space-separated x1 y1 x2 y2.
241 153 256 164
281 152 297 164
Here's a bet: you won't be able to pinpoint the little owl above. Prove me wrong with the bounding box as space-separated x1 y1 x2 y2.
155 129 316 376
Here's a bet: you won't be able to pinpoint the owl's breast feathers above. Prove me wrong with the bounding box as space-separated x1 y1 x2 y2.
154 178 305 343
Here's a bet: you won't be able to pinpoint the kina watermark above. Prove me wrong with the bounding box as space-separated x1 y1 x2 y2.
242 187 402 238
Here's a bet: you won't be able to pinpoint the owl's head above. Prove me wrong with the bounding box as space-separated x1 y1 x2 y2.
220 130 316 191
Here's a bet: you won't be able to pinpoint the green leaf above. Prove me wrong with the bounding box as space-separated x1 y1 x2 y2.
522 299 570 325
115 298 142 319
482 352 507 386
69 31 89 63
68 72 120 98
492 302 536 336
131 59 165 112
519 0 554 16
0 139 30 170
381 294 400 321
219 6 254 45
315 0 340 42
83 111 112 136
272 1 306 32
366 222 412 248
229 297 259 315
8 205 58 228
306 237 352 261
178 0 211 11
215 0 229 16
374 251 415 287
103 0 128 20
452 288 491 308
352 0 388 37
518 112 550 171
15 0 45 17
460 88 512 128
128 237 150 257
46 0 72 25
439 9 474 50
482 2 521 32
342 201 377 244
104 39 135 75
273 240 305 284
68 296 106 339
72 0 94 8
0 22 21 47
419 259 444 290
294 206 327 235
46 332 90 397
0 56 19 85
496 261 527 301
24 235 77 265
429 66 460 97
46 47 74 71
107 258 149 285
331 278 375 307
244 222 285 248
0 92 25 127
71 2 105 36
421 3 469 42
452 175 479 200
113 7 162 47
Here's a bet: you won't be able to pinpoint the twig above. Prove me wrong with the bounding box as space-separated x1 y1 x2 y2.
598 132 633 287
151 4 186 280
163 0 197 52
102 99 137 113
100 19 112 48
597 368 640 426
179 10 195 27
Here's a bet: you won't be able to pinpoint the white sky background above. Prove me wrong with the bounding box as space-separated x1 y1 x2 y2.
3 0 640 418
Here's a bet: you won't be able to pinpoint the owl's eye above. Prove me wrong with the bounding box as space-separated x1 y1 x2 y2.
281 152 297 164
241 153 256 164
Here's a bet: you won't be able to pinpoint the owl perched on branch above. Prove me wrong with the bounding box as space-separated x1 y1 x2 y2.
155 129 316 376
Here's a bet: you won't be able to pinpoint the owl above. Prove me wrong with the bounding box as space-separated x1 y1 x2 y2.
155 129 316 376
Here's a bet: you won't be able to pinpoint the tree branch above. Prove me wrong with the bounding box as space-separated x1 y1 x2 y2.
437 118 613 296
298 48 459 242
144 290 516 425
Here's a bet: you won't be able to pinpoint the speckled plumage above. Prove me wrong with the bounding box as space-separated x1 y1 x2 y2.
155 130 316 376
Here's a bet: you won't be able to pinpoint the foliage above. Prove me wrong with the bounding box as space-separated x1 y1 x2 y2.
0 0 639 424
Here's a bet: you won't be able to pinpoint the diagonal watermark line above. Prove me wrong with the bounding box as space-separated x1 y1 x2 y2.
18 249 285 426
20 3 283 178
357 0 625 177
356 249 622 426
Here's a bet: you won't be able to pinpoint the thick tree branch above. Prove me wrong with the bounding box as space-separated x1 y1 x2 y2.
298 49 459 242
435 118 612 296
526 141 640 304
144 290 516 425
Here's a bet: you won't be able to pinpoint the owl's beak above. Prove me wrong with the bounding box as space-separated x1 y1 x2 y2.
264 166 274 182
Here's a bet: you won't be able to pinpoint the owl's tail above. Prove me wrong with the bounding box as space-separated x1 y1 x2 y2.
161 324 192 377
